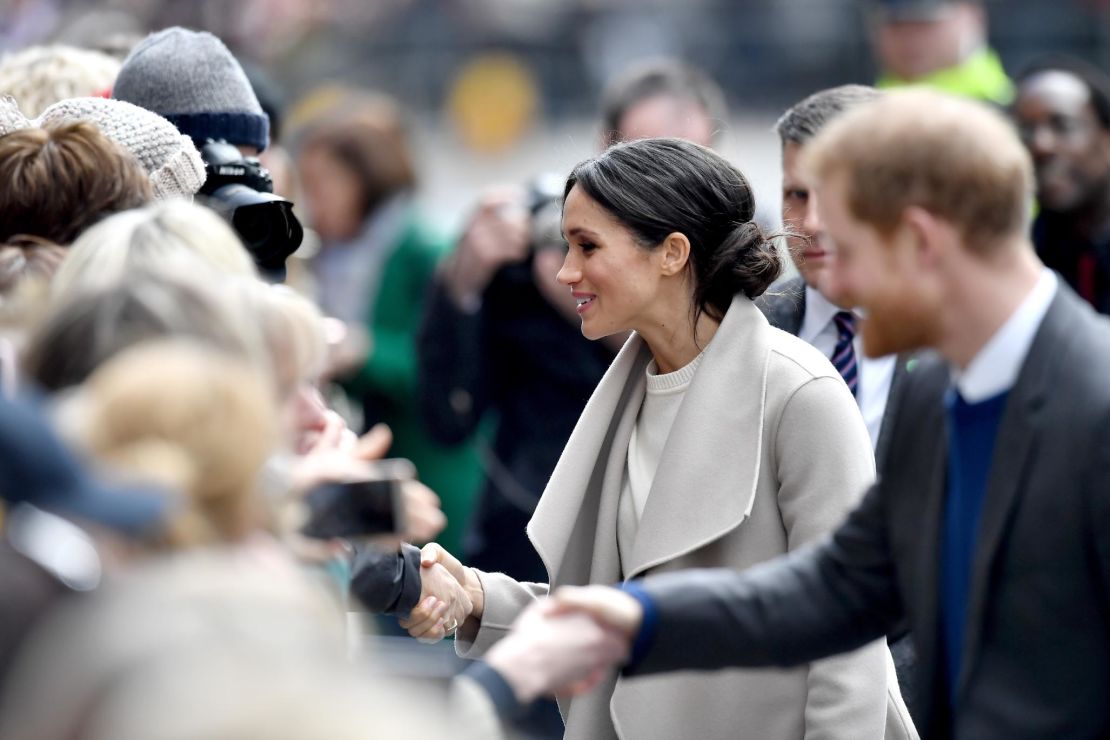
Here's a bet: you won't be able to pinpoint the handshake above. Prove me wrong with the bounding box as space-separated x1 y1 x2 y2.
400 544 646 704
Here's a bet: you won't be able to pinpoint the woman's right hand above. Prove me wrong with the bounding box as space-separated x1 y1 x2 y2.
398 543 485 643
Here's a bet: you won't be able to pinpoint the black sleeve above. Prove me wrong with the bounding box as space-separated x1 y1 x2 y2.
627 482 904 676
416 276 493 445
348 543 423 616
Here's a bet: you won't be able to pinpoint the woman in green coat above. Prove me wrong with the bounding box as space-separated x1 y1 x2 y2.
298 96 481 556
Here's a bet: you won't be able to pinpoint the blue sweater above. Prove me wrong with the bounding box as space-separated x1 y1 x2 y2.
941 388 1010 705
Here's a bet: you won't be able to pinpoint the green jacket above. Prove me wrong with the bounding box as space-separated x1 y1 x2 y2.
878 47 1013 105
344 212 482 556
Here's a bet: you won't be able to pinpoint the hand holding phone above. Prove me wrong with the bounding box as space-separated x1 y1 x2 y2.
300 458 414 539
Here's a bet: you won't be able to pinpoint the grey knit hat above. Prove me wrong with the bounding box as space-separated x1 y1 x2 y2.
112 27 269 152
0 95 206 199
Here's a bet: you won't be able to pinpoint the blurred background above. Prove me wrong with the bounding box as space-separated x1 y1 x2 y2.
7 0 1110 230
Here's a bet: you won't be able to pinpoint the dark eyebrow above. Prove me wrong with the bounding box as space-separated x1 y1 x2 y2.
564 226 600 241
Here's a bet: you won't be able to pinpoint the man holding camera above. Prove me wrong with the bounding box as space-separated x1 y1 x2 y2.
112 27 302 281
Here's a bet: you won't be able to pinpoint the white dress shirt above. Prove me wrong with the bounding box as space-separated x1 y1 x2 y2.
953 269 1058 402
800 286 896 450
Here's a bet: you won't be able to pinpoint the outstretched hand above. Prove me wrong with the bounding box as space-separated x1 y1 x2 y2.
550 585 644 640
485 599 631 704
398 543 484 643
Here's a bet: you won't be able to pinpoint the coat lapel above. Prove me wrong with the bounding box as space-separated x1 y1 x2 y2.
953 291 1070 700
526 334 651 588
624 296 771 579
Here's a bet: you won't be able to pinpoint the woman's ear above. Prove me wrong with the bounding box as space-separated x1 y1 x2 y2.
659 232 691 277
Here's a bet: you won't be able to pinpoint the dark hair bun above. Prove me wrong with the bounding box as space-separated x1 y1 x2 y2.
702 221 781 308
565 137 781 320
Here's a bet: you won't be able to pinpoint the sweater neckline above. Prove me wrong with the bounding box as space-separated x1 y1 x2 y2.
645 352 704 394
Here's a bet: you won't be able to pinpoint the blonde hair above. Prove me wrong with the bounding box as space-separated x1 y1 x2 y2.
77 340 277 548
0 45 120 117
803 89 1033 250
52 199 257 297
25 262 269 392
234 281 327 399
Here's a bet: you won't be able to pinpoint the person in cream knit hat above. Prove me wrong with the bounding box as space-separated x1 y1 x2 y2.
0 96 205 199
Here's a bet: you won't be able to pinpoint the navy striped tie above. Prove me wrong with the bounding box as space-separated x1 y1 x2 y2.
832 311 858 397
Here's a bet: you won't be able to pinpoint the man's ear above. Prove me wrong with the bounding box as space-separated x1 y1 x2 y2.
659 232 691 277
900 206 953 271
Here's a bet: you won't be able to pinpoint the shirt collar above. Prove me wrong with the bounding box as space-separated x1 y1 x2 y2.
953 269 1058 403
800 285 861 343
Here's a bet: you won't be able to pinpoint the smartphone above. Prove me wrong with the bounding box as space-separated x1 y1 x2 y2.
300 459 413 539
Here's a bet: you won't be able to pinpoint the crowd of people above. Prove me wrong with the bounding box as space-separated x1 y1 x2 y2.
2 0 1110 738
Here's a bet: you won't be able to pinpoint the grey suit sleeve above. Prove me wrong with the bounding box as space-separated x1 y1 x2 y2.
626 482 904 676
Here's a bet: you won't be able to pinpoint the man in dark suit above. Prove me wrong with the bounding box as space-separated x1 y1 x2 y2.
539 91 1110 738
761 84 906 465
765 85 920 705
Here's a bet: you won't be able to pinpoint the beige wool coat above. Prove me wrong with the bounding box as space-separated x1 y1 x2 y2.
458 295 916 740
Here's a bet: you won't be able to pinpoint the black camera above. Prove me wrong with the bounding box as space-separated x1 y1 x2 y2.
198 140 303 281
527 173 566 253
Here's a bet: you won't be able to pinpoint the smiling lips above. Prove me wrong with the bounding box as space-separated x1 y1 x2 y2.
572 292 596 314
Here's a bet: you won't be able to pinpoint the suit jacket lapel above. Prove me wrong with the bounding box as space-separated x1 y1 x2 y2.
911 376 949 725
954 291 1069 699
875 352 915 468
625 296 771 579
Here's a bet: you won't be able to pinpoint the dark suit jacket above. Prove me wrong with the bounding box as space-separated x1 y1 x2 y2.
629 285 1110 739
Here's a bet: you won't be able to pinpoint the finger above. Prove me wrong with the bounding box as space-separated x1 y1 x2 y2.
415 617 447 644
406 490 447 542
420 543 446 568
409 602 450 641
449 590 474 622
355 423 392 461
406 511 446 545
550 586 638 636
399 596 440 629
551 585 613 613
404 480 441 509
403 600 448 636
309 411 345 453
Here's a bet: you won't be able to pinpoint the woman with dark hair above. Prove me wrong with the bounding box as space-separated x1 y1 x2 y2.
297 97 480 556
408 138 911 739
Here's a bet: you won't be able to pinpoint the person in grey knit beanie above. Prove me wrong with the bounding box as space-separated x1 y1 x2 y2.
0 95 205 199
112 27 270 153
